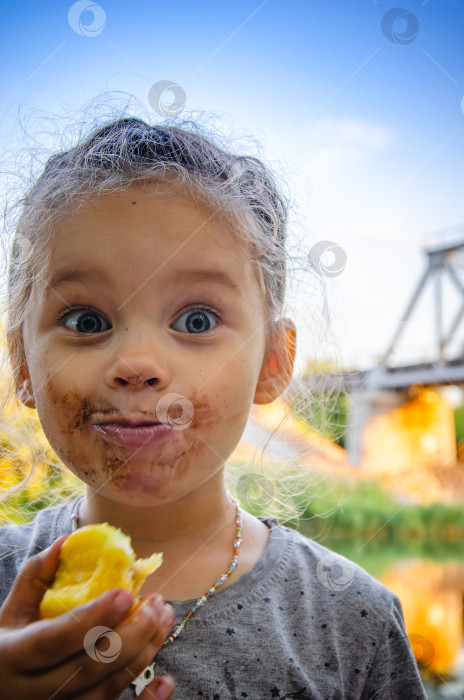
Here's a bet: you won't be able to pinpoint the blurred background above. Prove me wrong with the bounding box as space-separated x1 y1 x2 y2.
1 1 464 696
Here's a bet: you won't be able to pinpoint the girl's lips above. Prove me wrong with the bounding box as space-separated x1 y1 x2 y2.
92 422 175 449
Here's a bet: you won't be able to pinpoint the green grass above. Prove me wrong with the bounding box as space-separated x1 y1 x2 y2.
298 531 464 578
297 478 464 542
455 404 464 444
227 463 464 549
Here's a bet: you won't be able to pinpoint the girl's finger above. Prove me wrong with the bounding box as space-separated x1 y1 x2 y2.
0 534 69 628
12 596 175 700
49 595 174 696
140 675 176 700
45 669 175 700
7 586 135 672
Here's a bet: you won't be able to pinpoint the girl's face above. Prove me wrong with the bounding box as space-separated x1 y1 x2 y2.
19 182 284 506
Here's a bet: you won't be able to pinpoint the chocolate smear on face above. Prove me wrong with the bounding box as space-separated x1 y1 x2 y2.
42 382 226 496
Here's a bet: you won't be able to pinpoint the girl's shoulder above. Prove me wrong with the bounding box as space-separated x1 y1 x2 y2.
0 496 82 606
256 515 401 624
157 516 426 700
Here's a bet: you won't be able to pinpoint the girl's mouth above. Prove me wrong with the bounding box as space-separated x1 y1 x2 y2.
92 420 176 449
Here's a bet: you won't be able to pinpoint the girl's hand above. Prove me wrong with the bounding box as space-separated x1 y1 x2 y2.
0 534 176 700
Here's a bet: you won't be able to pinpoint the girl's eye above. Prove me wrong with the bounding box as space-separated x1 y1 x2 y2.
172 307 220 334
61 308 111 334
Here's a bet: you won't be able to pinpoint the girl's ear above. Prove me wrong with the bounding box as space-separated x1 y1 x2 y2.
254 318 296 405
9 334 36 409
17 374 36 409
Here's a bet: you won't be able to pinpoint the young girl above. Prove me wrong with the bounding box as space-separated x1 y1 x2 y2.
0 116 427 699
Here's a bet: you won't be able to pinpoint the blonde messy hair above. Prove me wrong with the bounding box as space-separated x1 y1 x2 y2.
0 100 339 524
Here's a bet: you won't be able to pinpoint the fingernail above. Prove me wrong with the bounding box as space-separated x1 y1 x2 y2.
149 593 163 608
161 604 174 626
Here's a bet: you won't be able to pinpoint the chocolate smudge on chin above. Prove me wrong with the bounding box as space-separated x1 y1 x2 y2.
46 385 222 493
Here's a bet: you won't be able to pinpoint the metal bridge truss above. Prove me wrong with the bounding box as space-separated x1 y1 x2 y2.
366 238 464 391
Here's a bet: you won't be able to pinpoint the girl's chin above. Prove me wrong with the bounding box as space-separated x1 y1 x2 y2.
80 460 191 498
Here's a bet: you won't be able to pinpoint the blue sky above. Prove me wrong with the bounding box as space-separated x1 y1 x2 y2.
1 0 463 373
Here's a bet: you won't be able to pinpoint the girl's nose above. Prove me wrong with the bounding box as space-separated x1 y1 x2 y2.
104 326 170 390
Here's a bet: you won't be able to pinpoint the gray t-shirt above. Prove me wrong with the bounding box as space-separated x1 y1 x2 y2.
0 496 427 699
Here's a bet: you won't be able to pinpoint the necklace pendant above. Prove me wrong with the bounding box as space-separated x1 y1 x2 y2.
131 661 156 696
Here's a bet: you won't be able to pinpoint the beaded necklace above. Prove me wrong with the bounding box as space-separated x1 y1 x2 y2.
70 494 243 696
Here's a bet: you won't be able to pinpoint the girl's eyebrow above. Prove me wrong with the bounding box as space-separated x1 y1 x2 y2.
169 269 240 294
45 268 108 297
45 267 241 296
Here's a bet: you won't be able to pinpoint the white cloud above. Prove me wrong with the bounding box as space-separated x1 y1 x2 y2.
311 118 395 151
293 118 396 177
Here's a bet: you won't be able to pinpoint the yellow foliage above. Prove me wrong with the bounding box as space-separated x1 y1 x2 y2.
0 351 84 522
252 399 312 437
382 561 463 675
